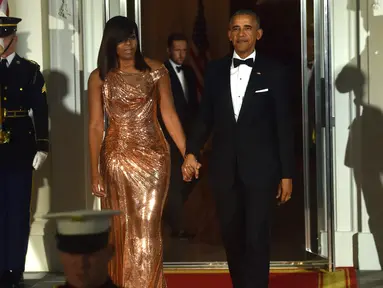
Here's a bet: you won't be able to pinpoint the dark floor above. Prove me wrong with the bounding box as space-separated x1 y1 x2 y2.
19 273 64 288
18 271 383 287
162 195 307 263
163 171 307 262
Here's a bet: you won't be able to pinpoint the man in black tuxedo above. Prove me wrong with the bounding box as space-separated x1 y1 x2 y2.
182 10 294 288
160 33 199 239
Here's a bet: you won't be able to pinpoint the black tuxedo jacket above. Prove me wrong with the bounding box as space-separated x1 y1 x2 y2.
186 54 295 191
160 61 198 159
163 60 198 135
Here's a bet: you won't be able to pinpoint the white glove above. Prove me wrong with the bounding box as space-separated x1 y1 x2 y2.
33 151 48 170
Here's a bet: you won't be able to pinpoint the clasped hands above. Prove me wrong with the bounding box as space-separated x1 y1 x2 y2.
181 154 293 205
91 154 201 198
181 154 202 182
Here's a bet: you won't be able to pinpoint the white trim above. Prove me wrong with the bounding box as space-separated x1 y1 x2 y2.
135 0 142 50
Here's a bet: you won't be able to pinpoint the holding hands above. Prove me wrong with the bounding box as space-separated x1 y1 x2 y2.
182 154 202 182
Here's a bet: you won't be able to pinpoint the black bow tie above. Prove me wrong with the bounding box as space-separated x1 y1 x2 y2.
233 58 253 68
176 65 183 72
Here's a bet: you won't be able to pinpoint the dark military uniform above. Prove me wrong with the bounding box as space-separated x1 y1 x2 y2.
0 15 49 286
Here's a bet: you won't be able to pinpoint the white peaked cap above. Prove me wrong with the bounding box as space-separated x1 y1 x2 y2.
43 209 121 236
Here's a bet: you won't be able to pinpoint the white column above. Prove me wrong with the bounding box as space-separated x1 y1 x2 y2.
9 0 50 67
11 0 103 271
36 0 88 271
332 0 383 270
357 0 383 270
10 0 107 271
331 0 359 269
82 0 105 210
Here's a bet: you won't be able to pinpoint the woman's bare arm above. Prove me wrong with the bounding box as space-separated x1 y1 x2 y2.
88 69 104 179
149 60 186 156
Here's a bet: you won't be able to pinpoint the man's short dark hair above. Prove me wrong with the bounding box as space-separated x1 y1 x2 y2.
167 33 188 48
230 9 261 28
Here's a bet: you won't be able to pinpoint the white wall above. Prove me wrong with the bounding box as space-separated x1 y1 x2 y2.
18 0 126 272
332 0 383 270
8 0 103 272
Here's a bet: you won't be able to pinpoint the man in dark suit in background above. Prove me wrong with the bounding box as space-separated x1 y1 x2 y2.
182 10 294 288
160 33 199 239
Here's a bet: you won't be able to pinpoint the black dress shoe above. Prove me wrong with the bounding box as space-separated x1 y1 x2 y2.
9 271 24 288
0 270 11 287
10 284 24 288
8 283 24 288
171 230 195 240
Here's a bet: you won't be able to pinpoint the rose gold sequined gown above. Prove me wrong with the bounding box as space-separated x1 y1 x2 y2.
100 65 170 288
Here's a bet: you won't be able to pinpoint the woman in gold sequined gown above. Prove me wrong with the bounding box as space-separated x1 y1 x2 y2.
87 16 190 288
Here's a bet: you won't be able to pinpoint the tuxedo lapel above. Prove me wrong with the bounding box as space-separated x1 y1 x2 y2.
7 55 23 84
8 54 21 70
237 56 264 123
222 56 236 124
165 60 186 103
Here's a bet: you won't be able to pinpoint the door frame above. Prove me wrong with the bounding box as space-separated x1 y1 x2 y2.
102 0 336 271
301 0 335 271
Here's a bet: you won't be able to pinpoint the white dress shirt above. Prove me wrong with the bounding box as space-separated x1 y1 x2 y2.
169 59 188 100
0 52 15 67
230 50 256 121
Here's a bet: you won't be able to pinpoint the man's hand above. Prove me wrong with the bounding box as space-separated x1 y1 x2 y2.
32 151 48 170
276 178 293 204
182 154 202 182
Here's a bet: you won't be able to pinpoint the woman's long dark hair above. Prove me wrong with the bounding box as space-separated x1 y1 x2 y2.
97 16 150 80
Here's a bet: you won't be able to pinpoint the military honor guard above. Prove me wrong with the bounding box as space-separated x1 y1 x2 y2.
0 12 49 287
43 210 121 288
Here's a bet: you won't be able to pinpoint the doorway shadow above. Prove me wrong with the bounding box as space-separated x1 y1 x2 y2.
16 32 31 56
35 27 87 272
336 60 383 269
13 29 56 273
336 0 383 269
41 70 87 271
30 67 86 272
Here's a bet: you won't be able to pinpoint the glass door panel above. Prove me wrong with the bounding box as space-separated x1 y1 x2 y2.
301 0 335 269
104 0 128 19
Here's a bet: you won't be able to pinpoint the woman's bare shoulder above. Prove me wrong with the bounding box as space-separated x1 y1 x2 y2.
144 57 164 70
88 68 103 86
